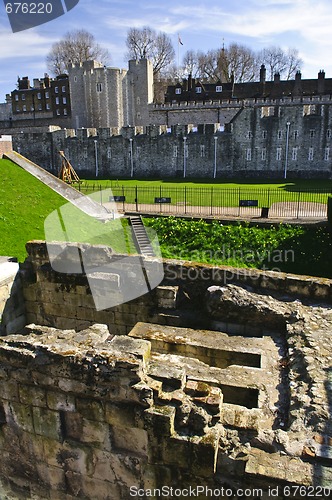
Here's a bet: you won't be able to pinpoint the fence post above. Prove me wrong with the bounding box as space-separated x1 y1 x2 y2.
135 186 138 212
122 185 125 212
210 187 213 216
184 186 187 215
238 187 241 216
296 190 301 219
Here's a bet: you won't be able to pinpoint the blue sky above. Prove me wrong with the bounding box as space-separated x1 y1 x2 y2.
1 0 332 100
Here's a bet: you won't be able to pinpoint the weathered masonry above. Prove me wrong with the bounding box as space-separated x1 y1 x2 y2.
0 241 331 498
12 96 332 178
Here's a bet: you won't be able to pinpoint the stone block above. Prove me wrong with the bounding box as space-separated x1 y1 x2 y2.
32 407 62 440
26 312 37 324
24 300 40 315
43 302 74 318
57 441 93 475
161 435 192 468
47 391 76 412
0 380 19 402
80 474 121 500
81 418 110 447
110 336 151 364
191 429 221 477
105 452 143 488
105 403 140 429
4 401 34 433
91 449 117 481
35 462 66 491
114 311 136 326
245 450 312 485
111 426 148 456
144 405 176 438
19 385 47 407
155 285 178 309
62 411 83 441
53 317 80 330
148 363 186 390
76 399 105 422
75 307 97 322
22 285 37 302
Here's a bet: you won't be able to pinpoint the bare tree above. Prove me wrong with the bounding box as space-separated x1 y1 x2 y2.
258 46 302 80
126 26 175 75
190 43 256 83
182 50 201 78
226 43 257 82
284 48 303 80
46 30 110 75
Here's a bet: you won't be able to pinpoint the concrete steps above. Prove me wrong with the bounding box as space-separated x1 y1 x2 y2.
129 215 155 256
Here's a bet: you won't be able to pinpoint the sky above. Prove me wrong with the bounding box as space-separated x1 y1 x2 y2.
1 0 332 100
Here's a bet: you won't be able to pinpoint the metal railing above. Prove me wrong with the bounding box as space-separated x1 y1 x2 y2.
78 184 331 219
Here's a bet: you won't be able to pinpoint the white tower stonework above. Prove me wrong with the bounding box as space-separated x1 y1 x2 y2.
68 59 153 129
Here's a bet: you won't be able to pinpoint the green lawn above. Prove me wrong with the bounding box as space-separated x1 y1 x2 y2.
0 159 134 262
81 178 332 190
79 178 332 208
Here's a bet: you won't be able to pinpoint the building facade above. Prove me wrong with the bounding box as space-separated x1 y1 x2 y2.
67 58 154 129
4 64 332 179
11 73 71 124
0 59 154 133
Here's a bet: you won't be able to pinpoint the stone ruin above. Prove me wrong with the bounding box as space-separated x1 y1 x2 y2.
0 242 331 499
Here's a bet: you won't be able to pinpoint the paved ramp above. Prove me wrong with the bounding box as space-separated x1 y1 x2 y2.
3 151 112 221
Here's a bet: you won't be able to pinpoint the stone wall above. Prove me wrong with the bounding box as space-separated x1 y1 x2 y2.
0 258 25 336
1 241 332 497
20 241 332 340
10 96 332 178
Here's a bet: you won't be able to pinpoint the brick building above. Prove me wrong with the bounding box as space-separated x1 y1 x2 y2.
11 73 71 125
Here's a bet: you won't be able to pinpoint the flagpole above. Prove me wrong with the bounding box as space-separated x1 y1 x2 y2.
177 34 183 78
177 33 180 75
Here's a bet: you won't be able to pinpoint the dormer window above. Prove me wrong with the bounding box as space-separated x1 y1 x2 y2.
195 87 202 93
216 85 222 92
175 88 182 95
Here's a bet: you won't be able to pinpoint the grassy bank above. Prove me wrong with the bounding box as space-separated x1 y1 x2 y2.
0 159 134 262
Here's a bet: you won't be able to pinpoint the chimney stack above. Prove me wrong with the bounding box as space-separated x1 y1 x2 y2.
318 70 325 94
260 64 266 84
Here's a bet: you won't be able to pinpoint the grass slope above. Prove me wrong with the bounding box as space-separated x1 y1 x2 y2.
0 159 134 262
0 159 67 261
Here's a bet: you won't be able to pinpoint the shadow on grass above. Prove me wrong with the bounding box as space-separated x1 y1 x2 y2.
262 226 332 279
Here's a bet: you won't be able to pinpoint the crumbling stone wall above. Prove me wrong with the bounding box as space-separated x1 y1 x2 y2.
20 241 332 339
0 300 332 498
0 241 332 498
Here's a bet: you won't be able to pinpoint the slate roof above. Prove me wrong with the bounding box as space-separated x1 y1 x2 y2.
165 70 332 103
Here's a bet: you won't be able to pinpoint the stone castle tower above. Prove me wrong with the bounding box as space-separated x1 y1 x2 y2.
68 58 153 129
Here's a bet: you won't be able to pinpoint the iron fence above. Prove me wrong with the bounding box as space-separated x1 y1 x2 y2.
78 184 331 219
